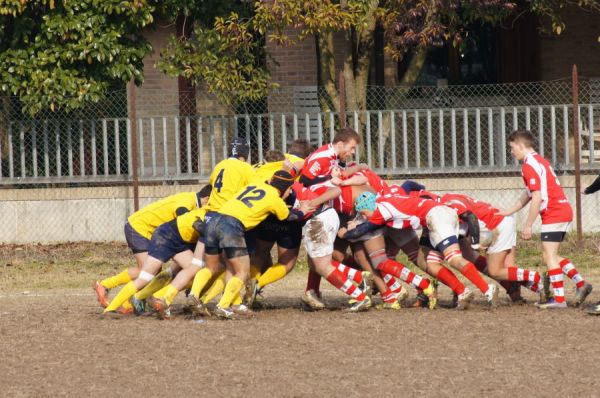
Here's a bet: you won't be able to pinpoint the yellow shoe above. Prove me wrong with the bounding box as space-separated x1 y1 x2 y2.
423 283 437 310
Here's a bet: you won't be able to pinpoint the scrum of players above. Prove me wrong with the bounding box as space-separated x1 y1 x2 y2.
93 128 600 319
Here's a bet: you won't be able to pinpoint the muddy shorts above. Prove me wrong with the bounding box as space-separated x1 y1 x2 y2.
147 220 196 263
124 222 150 254
302 208 339 258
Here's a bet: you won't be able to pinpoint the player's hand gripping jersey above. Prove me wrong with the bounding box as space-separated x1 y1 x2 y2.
521 152 573 224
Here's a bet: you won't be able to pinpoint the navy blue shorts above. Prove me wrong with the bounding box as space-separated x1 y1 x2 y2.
148 220 196 263
256 215 302 249
124 222 150 254
204 213 249 259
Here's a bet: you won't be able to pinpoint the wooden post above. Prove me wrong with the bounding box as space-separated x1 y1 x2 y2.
338 71 346 129
128 80 140 211
572 65 583 244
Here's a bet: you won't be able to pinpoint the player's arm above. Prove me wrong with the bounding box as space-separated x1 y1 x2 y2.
401 180 426 193
583 174 600 194
459 210 481 249
498 190 530 216
340 221 380 240
307 186 341 208
300 158 332 186
341 163 369 177
336 174 368 187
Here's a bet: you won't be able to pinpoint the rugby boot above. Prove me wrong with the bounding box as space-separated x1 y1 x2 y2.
586 301 600 315
147 297 170 320
130 296 147 316
484 284 498 308
574 283 593 307
536 298 568 309
456 288 475 310
231 304 255 317
186 295 211 317
243 278 259 307
376 300 401 310
423 283 437 310
359 271 373 297
346 296 372 312
301 289 325 310
92 281 109 308
213 306 237 320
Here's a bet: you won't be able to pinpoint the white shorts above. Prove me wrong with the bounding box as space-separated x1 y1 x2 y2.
385 227 418 248
302 208 340 258
486 216 517 254
426 206 459 249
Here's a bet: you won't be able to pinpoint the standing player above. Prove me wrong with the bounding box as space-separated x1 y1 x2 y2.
500 130 593 309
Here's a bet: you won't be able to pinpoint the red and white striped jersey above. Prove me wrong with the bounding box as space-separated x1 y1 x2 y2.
369 195 439 229
354 169 389 195
440 193 503 230
300 144 339 192
522 152 572 224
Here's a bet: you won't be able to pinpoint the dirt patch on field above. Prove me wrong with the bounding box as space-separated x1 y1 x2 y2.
1 270 600 397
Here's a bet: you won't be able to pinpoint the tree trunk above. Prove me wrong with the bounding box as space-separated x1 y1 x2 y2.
317 32 340 113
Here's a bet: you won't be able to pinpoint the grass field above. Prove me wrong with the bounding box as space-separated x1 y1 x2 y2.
1 240 600 397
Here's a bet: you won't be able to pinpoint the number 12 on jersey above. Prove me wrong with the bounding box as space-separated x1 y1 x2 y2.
236 186 266 208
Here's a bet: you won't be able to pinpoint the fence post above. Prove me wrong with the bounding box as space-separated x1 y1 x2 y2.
572 65 583 245
128 80 140 212
338 71 346 129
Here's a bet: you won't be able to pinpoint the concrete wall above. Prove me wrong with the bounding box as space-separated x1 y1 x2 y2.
2 175 599 244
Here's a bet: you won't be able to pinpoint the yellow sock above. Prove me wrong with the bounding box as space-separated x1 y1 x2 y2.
104 282 138 312
100 268 133 289
134 270 171 300
191 268 213 298
257 264 288 289
217 277 244 309
232 292 242 306
250 265 262 280
200 273 226 304
156 284 180 306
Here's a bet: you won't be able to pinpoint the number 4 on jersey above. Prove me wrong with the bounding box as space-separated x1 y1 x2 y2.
214 169 225 192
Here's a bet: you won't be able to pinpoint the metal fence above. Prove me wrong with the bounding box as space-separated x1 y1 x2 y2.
2 78 600 243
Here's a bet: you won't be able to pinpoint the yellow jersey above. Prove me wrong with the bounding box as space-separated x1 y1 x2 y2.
252 153 304 183
204 158 255 212
128 192 198 239
175 207 207 243
218 182 290 230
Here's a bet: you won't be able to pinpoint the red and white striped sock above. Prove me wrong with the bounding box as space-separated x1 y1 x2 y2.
559 258 585 288
382 272 403 294
436 266 465 295
377 259 430 290
459 262 489 294
507 266 541 292
332 260 363 284
548 268 565 303
326 269 366 301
